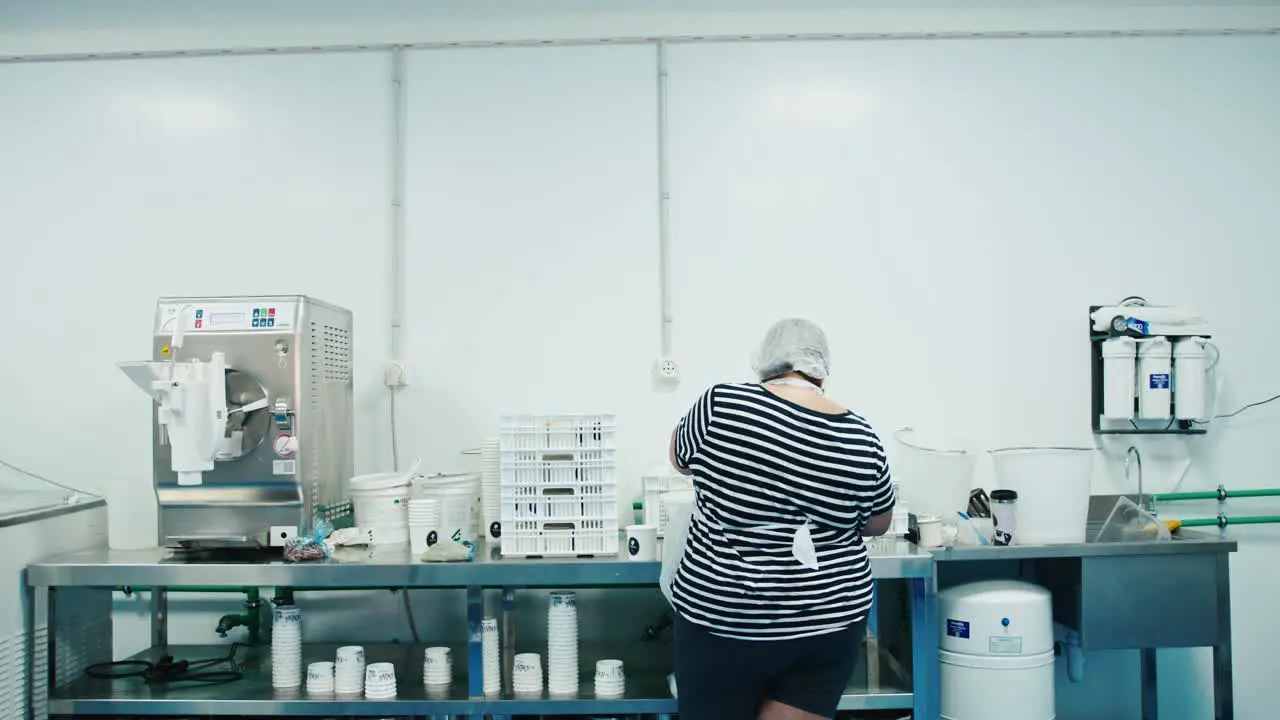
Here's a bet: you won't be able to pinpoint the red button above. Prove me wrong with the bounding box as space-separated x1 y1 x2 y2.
195 319 203 328
269 307 276 316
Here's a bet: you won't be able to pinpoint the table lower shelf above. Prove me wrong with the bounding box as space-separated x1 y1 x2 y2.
49 644 912 716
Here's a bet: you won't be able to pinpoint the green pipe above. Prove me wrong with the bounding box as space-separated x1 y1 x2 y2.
1178 514 1280 528
1151 485 1280 503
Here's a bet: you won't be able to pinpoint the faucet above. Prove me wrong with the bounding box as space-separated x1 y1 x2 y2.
1126 446 1145 511
215 587 262 645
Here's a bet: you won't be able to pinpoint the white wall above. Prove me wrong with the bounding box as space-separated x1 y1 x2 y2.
2 5 1279 718
3 0 1280 57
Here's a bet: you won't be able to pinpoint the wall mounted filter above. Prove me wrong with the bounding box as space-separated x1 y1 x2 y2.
1137 337 1173 420
1101 337 1137 419
1174 338 1209 421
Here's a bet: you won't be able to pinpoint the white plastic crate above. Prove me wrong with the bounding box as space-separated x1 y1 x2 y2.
499 414 619 558
500 414 617 451
501 519 618 557
642 475 694 537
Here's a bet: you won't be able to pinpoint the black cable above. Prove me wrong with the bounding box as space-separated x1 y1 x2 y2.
1211 392 1280 420
86 643 246 688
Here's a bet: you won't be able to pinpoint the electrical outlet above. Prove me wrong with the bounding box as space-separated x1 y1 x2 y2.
384 361 408 388
655 357 681 383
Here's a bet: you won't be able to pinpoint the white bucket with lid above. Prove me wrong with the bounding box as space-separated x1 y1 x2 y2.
350 471 412 545
893 428 976 520
413 473 480 545
989 447 1094 545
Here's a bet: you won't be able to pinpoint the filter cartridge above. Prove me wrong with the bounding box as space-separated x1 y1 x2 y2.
1100 337 1137 419
1174 338 1209 421
1137 337 1173 420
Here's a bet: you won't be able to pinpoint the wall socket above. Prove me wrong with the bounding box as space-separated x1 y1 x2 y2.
384 361 408 388
655 357 681 383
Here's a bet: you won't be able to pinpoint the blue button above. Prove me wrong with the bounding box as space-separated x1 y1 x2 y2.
194 309 203 318
252 319 261 327
1001 617 1010 627
253 308 260 317
267 318 275 327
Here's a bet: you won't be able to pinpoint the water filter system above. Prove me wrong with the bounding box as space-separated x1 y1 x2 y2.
1090 300 1212 434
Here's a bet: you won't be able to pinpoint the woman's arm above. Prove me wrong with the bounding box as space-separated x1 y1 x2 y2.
669 430 693 475
863 510 894 536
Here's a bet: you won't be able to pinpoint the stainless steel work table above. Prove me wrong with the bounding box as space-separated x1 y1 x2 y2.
26 538 938 719
933 520 1237 720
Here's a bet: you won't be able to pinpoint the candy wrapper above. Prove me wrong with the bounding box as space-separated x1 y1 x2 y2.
283 519 335 563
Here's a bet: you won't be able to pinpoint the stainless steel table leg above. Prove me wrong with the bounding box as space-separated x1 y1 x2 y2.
150 587 168 648
1140 647 1158 719
866 581 880 690
910 573 940 720
466 586 485 700
1214 554 1234 719
502 588 516 696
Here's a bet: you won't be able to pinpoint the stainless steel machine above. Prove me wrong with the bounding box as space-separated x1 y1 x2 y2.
120 295 353 549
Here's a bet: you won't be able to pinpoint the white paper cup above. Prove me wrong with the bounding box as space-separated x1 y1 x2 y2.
625 524 658 561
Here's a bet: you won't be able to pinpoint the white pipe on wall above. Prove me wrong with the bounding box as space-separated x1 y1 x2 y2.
390 47 406 363
656 40 674 358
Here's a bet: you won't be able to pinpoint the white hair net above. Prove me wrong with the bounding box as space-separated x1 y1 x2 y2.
752 318 831 381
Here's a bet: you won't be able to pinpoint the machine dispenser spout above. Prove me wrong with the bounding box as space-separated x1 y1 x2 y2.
119 352 229 486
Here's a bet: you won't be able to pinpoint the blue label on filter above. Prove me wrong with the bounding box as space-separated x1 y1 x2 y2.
1149 373 1171 390
1126 318 1150 335
946 619 971 639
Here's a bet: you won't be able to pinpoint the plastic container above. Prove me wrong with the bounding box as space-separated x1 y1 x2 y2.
1093 496 1172 543
989 447 1094 545
499 413 618 558
893 428 976 520
642 475 694 537
659 490 696 607
350 471 412 545
1101 336 1137 419
413 473 480 545
1137 337 1173 420
1174 338 1209 421
940 580 1055 720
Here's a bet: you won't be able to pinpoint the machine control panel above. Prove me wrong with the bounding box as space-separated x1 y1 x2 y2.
157 300 299 333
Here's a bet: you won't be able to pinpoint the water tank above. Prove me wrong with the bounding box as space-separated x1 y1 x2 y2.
940 580 1055 720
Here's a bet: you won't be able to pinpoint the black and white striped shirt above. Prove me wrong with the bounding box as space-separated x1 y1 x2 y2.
670 383 896 641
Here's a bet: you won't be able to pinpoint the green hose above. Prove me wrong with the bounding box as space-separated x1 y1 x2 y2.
1177 514 1280 528
1151 486 1280 503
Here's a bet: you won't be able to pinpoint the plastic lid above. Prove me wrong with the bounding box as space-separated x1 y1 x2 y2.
990 489 1018 502
349 471 411 490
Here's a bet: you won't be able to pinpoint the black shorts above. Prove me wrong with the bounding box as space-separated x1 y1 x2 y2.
674 614 865 720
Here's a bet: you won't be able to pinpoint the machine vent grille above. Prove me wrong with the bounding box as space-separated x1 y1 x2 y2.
319 324 351 382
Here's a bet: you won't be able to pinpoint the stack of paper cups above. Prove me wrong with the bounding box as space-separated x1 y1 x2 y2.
305 662 335 694
364 662 397 699
408 498 442 555
481 438 502 545
334 646 366 694
546 591 579 694
423 647 453 688
482 617 501 695
271 605 303 689
594 659 625 697
513 653 543 695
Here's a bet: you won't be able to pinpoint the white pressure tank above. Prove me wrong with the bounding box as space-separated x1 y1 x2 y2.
940 580 1055 720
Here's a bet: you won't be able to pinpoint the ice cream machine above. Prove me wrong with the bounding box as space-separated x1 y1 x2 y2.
120 296 353 549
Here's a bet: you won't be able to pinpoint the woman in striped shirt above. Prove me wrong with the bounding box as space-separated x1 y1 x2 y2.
668 319 896 720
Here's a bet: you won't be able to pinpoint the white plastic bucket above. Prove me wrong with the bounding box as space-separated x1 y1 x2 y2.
350 472 411 545
893 428 976 520
1101 337 1137 420
659 490 695 608
989 447 1094 545
414 473 480 545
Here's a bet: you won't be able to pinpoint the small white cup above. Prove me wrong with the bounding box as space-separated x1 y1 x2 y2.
625 524 658 561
